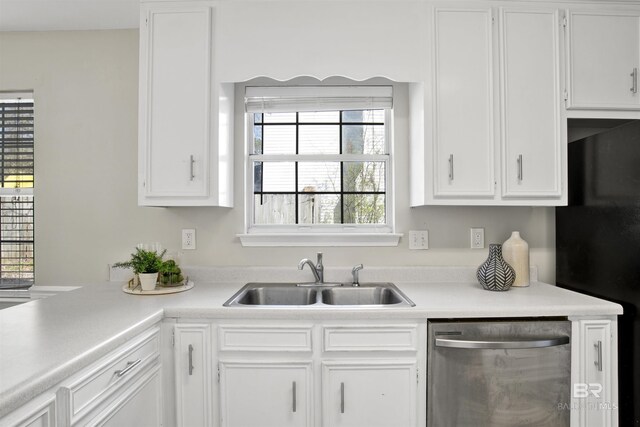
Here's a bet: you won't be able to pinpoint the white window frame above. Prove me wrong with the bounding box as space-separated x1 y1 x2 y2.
238 86 400 247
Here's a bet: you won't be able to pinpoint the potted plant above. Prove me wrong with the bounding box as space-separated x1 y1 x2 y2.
113 247 166 291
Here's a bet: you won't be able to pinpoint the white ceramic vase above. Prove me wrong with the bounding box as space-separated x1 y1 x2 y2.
502 231 530 287
138 273 158 291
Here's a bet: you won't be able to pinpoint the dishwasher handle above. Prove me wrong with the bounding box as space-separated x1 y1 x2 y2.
435 336 569 349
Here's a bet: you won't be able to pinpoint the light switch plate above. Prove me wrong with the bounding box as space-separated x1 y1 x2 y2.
409 230 429 250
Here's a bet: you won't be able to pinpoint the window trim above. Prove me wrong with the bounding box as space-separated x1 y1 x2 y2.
239 104 399 247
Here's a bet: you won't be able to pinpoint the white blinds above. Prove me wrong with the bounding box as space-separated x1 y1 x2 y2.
245 86 393 113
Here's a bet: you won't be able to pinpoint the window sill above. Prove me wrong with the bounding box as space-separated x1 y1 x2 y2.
237 233 403 247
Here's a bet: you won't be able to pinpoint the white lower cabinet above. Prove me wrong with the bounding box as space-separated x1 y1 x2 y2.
88 365 162 427
216 321 425 427
174 323 213 427
321 361 417 427
572 318 618 427
55 326 162 427
219 362 313 427
0 394 56 427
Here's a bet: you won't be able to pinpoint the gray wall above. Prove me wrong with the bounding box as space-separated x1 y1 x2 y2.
0 30 556 285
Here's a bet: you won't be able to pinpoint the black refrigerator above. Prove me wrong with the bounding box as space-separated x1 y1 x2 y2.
556 120 640 426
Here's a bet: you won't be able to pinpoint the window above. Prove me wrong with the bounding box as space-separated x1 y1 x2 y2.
0 94 34 289
241 86 400 246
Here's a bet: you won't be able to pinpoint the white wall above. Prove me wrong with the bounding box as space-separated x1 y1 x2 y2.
0 30 556 285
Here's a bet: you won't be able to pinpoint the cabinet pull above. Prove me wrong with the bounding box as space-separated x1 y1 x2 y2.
189 155 195 181
517 154 523 181
631 68 638 94
292 381 297 413
448 154 454 181
594 341 603 372
114 359 142 378
340 382 345 414
188 344 194 375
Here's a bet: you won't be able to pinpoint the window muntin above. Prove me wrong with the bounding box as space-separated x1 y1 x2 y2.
250 109 389 230
0 95 34 288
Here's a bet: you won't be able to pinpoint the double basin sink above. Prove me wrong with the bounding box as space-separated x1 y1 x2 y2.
223 282 415 308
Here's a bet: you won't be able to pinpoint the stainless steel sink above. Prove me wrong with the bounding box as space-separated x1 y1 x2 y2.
226 285 318 306
322 285 411 306
223 282 414 307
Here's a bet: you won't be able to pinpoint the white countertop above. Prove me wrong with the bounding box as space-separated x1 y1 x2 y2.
0 269 623 418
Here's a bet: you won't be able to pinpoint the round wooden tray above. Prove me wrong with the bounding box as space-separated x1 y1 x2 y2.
122 281 194 295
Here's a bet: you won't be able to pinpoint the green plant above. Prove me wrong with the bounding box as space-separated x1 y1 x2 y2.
159 259 184 284
113 247 166 274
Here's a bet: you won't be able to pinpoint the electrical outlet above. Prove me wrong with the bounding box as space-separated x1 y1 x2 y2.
182 229 196 250
470 228 485 249
409 230 429 250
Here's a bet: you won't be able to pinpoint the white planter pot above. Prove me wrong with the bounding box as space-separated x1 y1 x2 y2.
138 273 158 291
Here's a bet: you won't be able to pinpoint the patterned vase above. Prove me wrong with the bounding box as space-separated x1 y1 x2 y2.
476 244 516 291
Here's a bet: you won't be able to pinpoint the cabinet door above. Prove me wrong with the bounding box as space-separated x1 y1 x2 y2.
139 5 212 201
499 9 563 199
219 361 313 427
575 319 617 427
90 364 162 427
567 11 640 110
432 8 495 198
322 361 417 427
174 324 212 427
0 395 56 427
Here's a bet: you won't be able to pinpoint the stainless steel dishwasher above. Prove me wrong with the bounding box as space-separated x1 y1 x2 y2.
427 320 571 427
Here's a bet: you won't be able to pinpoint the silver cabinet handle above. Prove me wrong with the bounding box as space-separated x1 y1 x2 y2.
517 154 523 181
115 359 142 377
594 341 603 372
448 154 454 181
188 344 194 375
292 381 297 413
631 68 638 94
340 382 345 414
435 336 569 349
189 155 195 181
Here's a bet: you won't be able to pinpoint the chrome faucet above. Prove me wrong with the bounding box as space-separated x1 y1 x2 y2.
351 264 363 286
298 252 324 283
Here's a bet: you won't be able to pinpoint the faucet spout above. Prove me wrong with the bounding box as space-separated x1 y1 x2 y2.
298 258 321 283
297 252 324 283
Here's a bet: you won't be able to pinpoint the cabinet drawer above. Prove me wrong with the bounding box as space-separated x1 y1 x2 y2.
57 326 160 424
323 326 418 352
218 325 313 352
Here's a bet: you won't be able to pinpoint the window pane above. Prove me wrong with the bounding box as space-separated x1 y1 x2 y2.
259 162 295 192
342 125 385 154
343 162 386 192
298 162 340 192
342 109 385 123
343 194 385 224
298 194 341 224
263 112 296 123
298 125 339 154
253 125 263 154
254 113 263 124
298 111 339 123
263 125 295 154
254 194 296 225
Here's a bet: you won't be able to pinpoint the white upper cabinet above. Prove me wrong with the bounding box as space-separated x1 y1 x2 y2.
138 3 233 207
411 6 566 206
499 9 564 199
432 8 495 198
567 11 640 110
